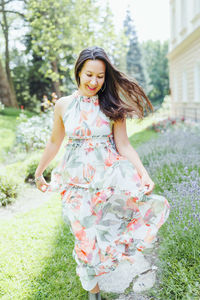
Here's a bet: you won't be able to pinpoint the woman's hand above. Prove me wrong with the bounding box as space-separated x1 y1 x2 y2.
139 173 155 195
35 175 49 193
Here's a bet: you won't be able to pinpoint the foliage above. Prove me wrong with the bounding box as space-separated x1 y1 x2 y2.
15 110 54 152
0 174 20 206
136 128 200 299
0 101 4 111
123 9 145 88
148 117 185 133
24 156 57 183
140 40 169 105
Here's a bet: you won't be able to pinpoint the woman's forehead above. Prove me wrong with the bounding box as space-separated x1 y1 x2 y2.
82 59 106 73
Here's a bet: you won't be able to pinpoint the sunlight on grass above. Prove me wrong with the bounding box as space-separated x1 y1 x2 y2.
0 194 88 300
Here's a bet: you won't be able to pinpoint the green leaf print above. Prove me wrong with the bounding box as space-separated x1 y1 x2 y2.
95 147 104 161
102 202 112 215
96 228 111 242
82 215 96 228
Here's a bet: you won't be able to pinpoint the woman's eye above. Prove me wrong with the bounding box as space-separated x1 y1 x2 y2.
87 74 92 77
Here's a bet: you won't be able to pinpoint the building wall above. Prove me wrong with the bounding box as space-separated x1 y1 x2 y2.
168 0 200 121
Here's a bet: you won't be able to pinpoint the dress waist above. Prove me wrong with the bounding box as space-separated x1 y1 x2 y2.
66 133 114 147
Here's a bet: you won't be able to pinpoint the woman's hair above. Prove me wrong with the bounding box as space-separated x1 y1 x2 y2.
74 46 153 122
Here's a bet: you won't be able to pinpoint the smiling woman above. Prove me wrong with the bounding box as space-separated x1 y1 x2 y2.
78 60 106 96
34 46 170 300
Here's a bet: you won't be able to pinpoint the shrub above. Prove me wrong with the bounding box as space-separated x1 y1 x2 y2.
148 117 185 133
0 174 21 206
24 157 57 183
15 110 54 152
0 101 5 111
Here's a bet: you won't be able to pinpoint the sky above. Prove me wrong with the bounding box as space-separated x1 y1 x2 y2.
108 0 170 42
1 0 170 52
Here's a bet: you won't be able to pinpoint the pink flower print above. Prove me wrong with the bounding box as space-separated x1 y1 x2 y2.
91 191 108 207
143 208 154 223
144 228 155 243
79 237 96 261
75 244 88 263
73 126 92 138
83 163 96 182
70 176 80 184
126 216 144 232
71 220 86 241
126 197 140 212
98 248 109 263
79 109 93 124
64 190 73 203
104 149 119 167
96 209 103 224
85 142 94 154
96 115 110 128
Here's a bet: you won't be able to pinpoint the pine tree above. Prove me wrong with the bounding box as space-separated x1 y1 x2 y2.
123 9 146 88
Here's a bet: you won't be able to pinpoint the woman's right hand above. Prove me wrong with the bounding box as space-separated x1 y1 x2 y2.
35 175 49 193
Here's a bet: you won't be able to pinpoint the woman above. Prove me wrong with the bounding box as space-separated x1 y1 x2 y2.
35 46 170 300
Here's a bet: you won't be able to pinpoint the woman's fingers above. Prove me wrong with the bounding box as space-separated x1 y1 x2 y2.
35 178 49 193
144 182 155 195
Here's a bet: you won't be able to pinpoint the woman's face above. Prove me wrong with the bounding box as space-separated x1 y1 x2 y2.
78 59 106 97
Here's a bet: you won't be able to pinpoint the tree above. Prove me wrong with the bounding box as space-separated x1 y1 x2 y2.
26 0 101 97
123 9 145 88
141 40 169 105
0 0 25 107
0 57 14 106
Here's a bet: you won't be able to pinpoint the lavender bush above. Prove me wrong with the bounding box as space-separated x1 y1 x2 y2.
136 127 200 299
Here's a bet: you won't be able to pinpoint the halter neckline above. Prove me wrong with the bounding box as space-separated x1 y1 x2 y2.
74 90 99 103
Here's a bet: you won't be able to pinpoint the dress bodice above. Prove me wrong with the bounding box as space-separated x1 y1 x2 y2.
62 91 113 139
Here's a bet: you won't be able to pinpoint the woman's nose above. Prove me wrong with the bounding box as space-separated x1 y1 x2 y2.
90 78 97 85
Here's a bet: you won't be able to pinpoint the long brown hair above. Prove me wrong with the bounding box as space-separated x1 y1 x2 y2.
74 46 153 122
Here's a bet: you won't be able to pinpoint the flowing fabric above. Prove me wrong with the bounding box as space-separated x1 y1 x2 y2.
48 91 170 291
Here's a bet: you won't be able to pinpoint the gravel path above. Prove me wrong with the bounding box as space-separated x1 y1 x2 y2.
0 184 52 219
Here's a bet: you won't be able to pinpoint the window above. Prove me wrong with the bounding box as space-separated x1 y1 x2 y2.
194 62 200 102
182 71 188 102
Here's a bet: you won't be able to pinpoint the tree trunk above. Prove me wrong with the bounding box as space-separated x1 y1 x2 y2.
51 60 61 98
0 58 14 106
1 0 18 108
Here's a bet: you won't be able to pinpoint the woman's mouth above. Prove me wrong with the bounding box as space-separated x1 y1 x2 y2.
87 86 97 91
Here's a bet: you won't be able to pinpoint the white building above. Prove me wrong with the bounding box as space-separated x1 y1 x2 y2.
168 0 200 121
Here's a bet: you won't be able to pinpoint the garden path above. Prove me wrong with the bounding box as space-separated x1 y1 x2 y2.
0 183 51 219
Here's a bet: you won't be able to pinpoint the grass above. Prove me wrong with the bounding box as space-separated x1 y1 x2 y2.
0 108 36 163
0 195 89 300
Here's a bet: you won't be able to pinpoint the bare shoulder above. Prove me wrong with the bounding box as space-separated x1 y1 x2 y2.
54 94 74 118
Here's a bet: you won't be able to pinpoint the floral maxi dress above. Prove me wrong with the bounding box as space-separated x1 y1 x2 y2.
48 91 170 292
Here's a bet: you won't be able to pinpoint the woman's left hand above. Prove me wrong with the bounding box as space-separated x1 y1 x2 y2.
139 173 155 195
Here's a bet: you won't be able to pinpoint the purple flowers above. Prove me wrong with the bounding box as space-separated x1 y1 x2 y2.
136 126 200 235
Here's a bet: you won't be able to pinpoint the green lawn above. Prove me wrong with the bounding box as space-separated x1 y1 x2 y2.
0 195 89 300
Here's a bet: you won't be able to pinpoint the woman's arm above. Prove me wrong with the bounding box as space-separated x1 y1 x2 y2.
113 118 155 194
34 99 66 190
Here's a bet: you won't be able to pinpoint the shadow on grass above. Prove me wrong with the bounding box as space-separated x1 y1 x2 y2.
27 220 89 300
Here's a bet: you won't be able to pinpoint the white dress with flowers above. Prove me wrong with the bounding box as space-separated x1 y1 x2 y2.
48 91 170 292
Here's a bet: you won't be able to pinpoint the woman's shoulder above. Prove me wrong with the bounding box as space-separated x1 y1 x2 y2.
56 94 74 106
54 94 75 119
